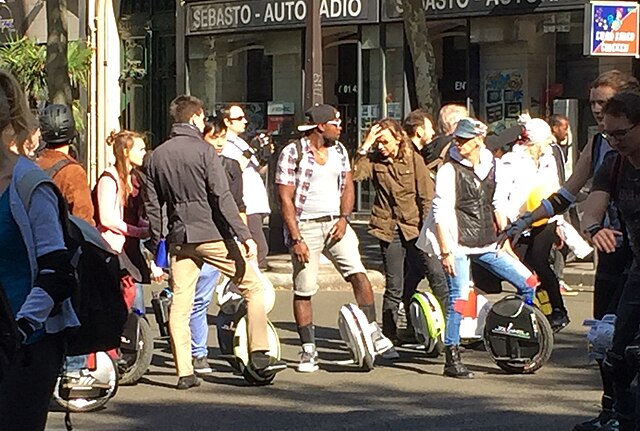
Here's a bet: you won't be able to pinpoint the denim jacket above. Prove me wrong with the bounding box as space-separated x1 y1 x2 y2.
9 156 79 334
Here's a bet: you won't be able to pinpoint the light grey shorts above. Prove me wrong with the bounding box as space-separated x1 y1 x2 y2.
291 219 366 297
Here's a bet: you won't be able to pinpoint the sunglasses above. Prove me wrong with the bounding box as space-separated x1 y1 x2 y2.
229 115 246 122
602 123 638 142
454 137 477 147
326 119 342 127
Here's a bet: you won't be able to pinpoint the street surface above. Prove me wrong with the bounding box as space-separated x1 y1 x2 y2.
47 289 601 431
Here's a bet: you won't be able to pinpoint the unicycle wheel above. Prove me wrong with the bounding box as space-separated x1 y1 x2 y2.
486 303 554 374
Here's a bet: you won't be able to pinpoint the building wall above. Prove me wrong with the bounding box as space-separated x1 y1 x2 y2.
0 0 81 42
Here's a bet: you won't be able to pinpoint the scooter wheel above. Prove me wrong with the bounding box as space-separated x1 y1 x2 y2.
242 366 276 386
119 317 154 385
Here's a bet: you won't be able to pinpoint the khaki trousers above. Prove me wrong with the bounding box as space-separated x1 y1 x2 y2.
169 240 269 377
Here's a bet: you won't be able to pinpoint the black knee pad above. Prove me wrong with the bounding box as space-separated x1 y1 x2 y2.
625 335 640 372
603 350 627 380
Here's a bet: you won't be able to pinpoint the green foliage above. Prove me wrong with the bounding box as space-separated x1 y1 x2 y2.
0 36 46 105
66 39 92 89
0 35 91 108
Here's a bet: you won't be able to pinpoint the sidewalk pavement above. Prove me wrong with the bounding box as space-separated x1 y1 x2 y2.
262 221 596 291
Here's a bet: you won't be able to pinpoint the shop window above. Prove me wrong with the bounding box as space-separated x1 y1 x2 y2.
384 23 405 120
187 30 302 138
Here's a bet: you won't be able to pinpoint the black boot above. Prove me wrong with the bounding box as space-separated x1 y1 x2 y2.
443 345 474 379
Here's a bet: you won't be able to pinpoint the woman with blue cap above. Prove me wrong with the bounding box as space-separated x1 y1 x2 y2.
418 117 538 378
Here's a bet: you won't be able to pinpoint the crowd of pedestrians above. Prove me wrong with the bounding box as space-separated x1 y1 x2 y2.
3 63 640 430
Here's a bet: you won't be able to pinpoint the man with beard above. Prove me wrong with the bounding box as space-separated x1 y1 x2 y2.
276 104 393 373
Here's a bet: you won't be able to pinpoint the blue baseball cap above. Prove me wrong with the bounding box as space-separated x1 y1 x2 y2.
453 118 488 139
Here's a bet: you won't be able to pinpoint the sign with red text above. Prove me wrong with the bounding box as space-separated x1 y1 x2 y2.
589 1 639 57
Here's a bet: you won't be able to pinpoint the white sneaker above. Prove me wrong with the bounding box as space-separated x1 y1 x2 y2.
560 280 578 296
369 322 394 355
297 343 319 373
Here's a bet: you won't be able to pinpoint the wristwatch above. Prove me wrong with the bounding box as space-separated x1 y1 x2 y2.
291 237 304 245
340 214 351 222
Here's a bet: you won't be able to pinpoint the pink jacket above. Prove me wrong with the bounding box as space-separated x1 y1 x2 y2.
96 166 148 253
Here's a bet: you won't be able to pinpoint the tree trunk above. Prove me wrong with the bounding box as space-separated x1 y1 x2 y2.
46 0 72 106
401 0 440 115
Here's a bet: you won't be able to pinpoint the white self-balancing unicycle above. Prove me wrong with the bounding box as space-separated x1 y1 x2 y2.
337 304 377 371
52 351 119 412
215 263 284 385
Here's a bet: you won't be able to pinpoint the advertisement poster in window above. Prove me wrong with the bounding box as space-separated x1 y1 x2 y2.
587 1 640 57
267 102 296 136
360 104 380 139
484 70 524 132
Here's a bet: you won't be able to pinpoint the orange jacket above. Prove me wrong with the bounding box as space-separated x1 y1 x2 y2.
36 149 95 226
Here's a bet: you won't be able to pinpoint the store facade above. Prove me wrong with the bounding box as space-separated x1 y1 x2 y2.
382 0 608 142
185 0 394 164
182 0 626 211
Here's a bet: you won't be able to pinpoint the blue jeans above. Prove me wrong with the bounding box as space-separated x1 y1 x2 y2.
444 251 536 346
190 264 221 358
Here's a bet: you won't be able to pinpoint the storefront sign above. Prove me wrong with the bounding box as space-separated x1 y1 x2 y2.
381 0 586 20
187 0 379 35
588 1 639 57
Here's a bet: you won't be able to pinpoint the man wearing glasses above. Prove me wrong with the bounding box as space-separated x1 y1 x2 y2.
501 71 639 431
222 105 271 270
580 91 640 431
276 104 393 373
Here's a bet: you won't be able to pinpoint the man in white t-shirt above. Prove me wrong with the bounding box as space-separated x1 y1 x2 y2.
222 105 271 270
276 105 393 373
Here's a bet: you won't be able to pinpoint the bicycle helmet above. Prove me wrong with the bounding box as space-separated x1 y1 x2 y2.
40 104 76 146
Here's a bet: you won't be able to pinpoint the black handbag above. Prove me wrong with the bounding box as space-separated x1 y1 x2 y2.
0 281 19 383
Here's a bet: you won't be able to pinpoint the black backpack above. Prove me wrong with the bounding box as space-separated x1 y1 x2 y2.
16 169 127 356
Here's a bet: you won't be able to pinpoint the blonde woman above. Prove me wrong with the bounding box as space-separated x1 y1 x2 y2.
495 118 568 331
